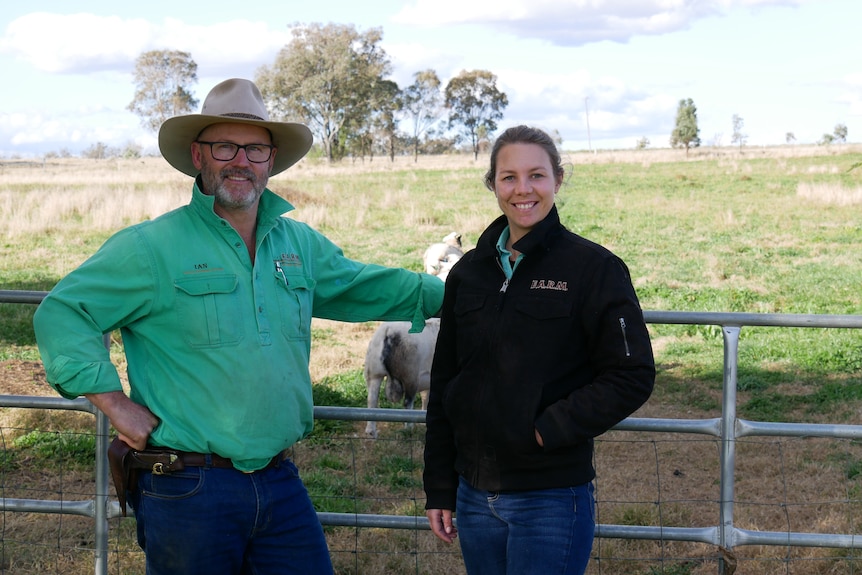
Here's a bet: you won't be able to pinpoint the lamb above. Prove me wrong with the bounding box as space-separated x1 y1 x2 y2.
364 318 440 438
423 232 463 280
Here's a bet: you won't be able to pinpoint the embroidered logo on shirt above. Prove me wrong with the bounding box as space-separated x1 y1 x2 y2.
530 279 568 291
276 253 302 268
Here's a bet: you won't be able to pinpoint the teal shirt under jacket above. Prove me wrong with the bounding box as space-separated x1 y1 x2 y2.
34 181 443 471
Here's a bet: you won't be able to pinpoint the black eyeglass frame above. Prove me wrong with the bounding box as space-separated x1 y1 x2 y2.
196 141 276 163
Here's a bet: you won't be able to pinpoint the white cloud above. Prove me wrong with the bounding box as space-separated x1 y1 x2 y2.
0 13 150 73
394 0 810 45
0 12 291 75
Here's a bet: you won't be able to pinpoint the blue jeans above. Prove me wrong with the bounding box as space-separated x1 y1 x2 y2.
129 457 333 575
456 476 595 575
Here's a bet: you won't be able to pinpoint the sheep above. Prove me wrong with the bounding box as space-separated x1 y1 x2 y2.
423 232 463 279
364 318 440 438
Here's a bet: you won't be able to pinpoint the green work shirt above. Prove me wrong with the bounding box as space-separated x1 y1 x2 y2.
33 181 444 471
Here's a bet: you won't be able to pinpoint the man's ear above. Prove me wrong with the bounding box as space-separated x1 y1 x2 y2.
191 142 203 171
268 147 278 176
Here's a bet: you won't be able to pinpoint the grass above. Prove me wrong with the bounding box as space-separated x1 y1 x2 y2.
2 145 862 573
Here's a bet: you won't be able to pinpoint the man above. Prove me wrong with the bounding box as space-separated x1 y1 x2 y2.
33 78 443 575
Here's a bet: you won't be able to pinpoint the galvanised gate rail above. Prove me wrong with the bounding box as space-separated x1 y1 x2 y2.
2 289 862 574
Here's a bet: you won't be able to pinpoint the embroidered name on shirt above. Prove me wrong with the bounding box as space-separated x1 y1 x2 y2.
277 253 302 267
530 279 568 291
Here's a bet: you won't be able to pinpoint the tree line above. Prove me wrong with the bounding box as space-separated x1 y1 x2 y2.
667 99 849 154
127 23 508 162
113 23 853 161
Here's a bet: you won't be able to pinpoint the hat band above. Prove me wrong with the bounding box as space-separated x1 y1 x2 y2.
219 112 267 121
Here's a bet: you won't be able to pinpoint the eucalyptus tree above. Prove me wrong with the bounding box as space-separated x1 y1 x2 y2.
670 98 701 154
444 70 508 160
731 114 747 150
401 69 443 162
257 22 391 162
128 50 198 133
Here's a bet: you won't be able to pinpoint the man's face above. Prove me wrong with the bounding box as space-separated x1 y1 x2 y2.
191 123 277 211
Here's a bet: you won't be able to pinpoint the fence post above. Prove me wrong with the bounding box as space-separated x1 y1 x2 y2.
92 408 110 575
90 334 113 575
719 326 741 574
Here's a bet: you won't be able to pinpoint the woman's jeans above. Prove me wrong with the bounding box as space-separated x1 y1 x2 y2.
456 476 595 575
129 457 333 575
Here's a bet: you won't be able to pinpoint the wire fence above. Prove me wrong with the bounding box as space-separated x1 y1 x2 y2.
2 290 862 574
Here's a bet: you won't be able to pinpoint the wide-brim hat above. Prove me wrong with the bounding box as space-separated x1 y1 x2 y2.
158 78 313 177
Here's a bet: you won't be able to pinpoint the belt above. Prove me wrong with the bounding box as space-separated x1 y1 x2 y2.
128 447 289 475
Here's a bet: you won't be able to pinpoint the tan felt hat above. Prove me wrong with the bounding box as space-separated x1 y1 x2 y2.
158 78 312 177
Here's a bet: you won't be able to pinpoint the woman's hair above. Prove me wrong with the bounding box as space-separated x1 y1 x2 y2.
483 125 565 191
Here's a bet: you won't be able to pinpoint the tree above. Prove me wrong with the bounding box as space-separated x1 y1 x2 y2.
373 80 402 162
345 79 401 162
445 70 508 160
833 123 848 143
257 23 391 162
400 70 443 162
128 50 199 133
670 98 700 155
731 114 747 150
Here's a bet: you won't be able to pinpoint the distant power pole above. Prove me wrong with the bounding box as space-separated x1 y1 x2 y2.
584 97 593 153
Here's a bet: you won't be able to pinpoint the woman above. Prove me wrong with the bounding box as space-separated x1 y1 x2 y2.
423 125 655 575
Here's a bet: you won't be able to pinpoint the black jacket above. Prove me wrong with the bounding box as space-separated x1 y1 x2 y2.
423 206 655 510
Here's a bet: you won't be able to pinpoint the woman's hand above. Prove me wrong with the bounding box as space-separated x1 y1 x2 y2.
426 508 458 544
535 428 544 447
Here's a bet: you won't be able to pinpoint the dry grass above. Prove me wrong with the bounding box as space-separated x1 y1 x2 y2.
797 182 862 206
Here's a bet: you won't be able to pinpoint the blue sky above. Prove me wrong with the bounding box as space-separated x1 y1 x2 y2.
0 0 859 157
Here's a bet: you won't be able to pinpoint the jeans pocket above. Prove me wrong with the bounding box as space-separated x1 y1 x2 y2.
139 468 204 501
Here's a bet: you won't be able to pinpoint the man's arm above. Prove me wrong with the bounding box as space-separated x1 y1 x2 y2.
86 391 159 450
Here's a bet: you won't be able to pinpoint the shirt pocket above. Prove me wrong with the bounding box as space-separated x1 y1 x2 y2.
274 272 316 341
174 274 243 348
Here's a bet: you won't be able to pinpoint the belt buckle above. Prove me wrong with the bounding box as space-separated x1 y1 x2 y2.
152 453 178 475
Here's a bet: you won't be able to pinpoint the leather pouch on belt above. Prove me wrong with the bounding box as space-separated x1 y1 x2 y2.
108 437 189 516
107 437 134 517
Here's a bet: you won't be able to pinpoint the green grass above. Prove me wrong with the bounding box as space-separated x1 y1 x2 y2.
12 430 96 469
3 151 862 573
4 151 862 423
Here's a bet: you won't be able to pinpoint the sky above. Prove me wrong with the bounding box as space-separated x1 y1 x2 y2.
0 0 859 157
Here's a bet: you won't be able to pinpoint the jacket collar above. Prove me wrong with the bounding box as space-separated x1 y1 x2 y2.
475 205 563 260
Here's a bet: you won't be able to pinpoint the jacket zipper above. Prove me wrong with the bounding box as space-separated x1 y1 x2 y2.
495 260 509 310
619 317 631 357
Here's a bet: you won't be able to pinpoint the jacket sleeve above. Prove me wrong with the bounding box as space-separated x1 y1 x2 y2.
422 269 461 511
534 256 655 451
33 229 155 399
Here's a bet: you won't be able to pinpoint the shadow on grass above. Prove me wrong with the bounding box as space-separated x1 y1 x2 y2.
655 361 862 423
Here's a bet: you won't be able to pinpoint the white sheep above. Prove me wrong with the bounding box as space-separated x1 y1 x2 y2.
423 232 463 279
364 318 440 438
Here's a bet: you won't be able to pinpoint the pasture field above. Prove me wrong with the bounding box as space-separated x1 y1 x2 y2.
1 144 862 574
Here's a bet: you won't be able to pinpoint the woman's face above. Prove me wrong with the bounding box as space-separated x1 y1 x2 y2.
491 142 562 243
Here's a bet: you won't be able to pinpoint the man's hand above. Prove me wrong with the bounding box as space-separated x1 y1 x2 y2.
426 508 458 544
86 391 159 450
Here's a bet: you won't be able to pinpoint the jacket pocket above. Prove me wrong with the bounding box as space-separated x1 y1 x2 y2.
174 274 242 348
274 272 315 341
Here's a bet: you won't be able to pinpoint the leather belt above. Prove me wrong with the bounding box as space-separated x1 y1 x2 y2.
129 448 288 475
175 452 287 471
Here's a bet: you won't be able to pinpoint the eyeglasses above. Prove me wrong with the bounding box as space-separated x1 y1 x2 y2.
197 141 275 163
